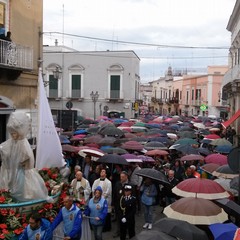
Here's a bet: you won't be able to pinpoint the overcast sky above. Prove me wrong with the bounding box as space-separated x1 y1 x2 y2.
43 0 236 83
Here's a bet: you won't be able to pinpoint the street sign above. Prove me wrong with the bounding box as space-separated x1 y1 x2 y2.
200 104 207 111
66 101 73 110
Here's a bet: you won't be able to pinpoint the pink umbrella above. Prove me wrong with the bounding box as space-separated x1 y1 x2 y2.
180 154 205 161
205 153 227 165
122 153 143 163
145 149 169 156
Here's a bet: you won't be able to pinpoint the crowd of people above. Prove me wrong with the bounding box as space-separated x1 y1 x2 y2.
16 114 239 239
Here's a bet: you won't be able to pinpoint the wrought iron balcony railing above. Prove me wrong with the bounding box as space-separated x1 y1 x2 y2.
0 39 33 70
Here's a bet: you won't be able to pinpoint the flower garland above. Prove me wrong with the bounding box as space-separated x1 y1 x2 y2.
0 167 66 239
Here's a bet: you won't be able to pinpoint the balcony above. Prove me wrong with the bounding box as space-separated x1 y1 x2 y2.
0 39 33 79
192 100 201 106
0 39 33 69
169 97 179 104
106 90 124 102
156 98 164 105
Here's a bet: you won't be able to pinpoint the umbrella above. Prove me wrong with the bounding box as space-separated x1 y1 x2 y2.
205 153 228 166
214 178 238 197
59 135 71 144
102 147 128 155
135 168 169 185
132 230 177 240
178 131 196 139
204 134 221 140
97 154 129 165
171 144 199 155
144 141 168 150
180 154 205 161
122 153 142 163
214 145 233 154
121 141 144 151
174 138 199 145
145 149 169 156
84 134 103 144
212 165 238 179
78 147 105 158
167 133 178 139
214 198 240 219
200 163 220 174
193 123 205 129
99 126 125 137
137 155 155 163
155 218 209 240
172 178 230 199
230 176 240 191
209 222 238 240
210 138 232 146
163 197 228 225
97 136 116 146
74 129 87 135
62 144 81 153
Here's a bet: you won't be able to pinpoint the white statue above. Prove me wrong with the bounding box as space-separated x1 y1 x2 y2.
0 111 51 202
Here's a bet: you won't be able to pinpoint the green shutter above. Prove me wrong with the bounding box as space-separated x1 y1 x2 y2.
72 75 81 89
110 75 120 90
49 75 58 90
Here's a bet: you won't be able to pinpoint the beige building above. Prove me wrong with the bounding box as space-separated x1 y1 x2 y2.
0 0 42 142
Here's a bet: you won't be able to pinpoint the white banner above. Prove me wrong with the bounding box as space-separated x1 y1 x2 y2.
36 68 65 169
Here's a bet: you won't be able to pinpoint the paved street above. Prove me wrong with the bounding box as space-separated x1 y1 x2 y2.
101 205 165 239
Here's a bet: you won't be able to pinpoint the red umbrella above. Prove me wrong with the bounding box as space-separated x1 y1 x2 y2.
205 153 227 165
204 134 221 140
172 178 230 200
145 149 169 156
180 154 205 161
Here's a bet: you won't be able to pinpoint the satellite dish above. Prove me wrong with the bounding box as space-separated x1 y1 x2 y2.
228 147 240 173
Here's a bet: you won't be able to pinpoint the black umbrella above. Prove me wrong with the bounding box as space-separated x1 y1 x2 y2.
97 154 129 165
155 218 209 240
102 147 128 155
214 198 240 220
132 230 177 240
98 126 124 137
171 144 199 155
135 168 169 185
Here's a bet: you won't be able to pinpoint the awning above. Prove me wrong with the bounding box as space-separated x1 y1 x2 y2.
222 109 240 129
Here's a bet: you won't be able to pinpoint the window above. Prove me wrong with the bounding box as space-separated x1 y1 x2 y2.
192 89 194 100
49 75 58 98
71 75 81 98
110 75 120 98
196 89 201 100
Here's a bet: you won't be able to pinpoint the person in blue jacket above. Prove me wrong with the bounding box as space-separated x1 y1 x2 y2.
84 186 108 240
51 195 82 240
18 212 52 240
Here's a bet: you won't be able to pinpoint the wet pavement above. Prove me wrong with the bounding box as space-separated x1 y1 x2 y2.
100 205 165 240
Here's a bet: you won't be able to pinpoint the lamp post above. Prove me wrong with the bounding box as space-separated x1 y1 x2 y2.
90 91 99 120
53 66 62 130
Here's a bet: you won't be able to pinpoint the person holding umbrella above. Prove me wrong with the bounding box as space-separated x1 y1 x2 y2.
140 177 158 230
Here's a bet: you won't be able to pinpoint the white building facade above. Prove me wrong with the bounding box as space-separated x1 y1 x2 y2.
43 45 140 122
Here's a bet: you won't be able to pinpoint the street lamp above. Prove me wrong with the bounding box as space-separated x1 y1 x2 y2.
90 91 99 120
53 66 62 80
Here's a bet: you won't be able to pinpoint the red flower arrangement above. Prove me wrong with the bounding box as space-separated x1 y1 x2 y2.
0 168 66 239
